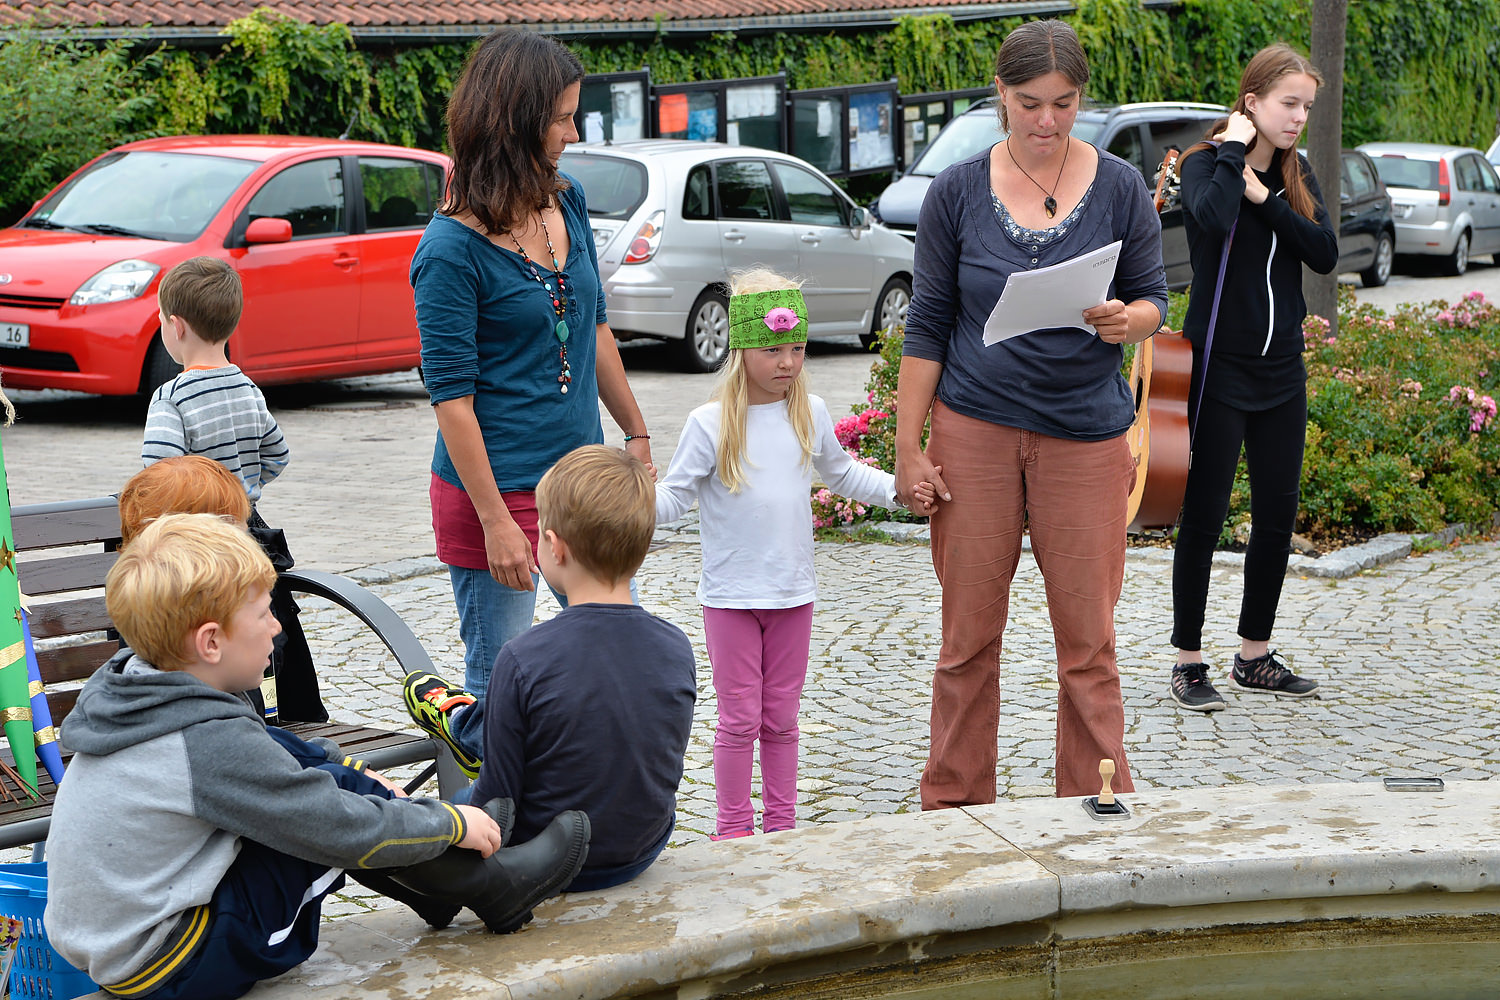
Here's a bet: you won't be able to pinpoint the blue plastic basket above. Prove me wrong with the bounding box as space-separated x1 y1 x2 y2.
0 862 97 1000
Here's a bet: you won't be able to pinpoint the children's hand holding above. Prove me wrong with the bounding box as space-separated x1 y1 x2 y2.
898 461 947 516
364 768 407 798
454 804 504 857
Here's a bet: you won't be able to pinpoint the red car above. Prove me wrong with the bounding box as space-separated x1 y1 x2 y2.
0 135 449 395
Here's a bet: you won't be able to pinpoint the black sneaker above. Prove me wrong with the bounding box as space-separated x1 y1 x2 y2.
1231 650 1319 698
1170 663 1227 712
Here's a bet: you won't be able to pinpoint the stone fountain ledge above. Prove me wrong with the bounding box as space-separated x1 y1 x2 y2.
223 780 1500 1000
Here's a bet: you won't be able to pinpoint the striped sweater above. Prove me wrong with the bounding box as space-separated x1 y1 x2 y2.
142 366 289 501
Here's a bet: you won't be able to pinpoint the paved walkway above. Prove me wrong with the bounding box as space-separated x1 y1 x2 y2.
313 526 1500 918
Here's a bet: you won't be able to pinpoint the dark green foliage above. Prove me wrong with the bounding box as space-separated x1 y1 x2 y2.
4 4 1499 220
0 28 160 225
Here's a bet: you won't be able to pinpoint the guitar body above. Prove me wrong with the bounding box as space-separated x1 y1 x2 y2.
1125 328 1192 531
1125 147 1193 532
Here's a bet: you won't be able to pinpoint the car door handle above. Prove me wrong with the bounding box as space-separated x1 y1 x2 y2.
334 255 360 268
800 233 821 245
723 230 747 243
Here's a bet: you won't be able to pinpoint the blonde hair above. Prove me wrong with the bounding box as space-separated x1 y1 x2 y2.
536 445 655 585
105 513 276 671
119 456 251 545
713 268 815 493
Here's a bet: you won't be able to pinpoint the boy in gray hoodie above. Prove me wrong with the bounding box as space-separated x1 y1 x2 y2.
44 514 589 1000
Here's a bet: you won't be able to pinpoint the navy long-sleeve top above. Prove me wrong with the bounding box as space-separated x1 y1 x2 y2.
902 145 1169 441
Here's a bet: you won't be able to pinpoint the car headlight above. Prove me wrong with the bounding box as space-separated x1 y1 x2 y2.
69 259 161 306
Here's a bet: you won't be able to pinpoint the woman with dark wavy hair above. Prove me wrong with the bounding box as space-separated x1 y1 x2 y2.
1167 43 1337 713
407 28 653 773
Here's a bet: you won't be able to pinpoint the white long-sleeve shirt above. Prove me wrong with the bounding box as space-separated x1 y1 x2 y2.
656 394 897 609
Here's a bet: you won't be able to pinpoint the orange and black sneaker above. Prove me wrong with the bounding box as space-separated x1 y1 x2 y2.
402 670 482 777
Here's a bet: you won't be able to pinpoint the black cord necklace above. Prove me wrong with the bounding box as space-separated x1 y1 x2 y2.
507 213 572 394
1006 137 1070 218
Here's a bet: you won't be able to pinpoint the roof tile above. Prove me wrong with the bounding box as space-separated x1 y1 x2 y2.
1 0 1035 30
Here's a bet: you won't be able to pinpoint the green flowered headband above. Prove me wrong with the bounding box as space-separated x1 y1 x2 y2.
728 288 809 349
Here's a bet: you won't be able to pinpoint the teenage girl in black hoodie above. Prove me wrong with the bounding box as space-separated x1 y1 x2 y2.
1169 43 1339 712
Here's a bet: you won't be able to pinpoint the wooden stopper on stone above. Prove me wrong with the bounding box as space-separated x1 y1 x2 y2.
1098 759 1116 806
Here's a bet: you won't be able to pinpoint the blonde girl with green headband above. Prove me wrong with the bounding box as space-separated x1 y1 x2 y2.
657 268 935 839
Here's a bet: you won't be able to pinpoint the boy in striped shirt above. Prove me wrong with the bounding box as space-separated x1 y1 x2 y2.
141 256 288 502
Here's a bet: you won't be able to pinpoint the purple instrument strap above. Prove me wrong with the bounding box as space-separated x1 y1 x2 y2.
1188 139 1241 464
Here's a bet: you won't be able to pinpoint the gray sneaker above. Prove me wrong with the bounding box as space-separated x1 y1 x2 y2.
1231 650 1319 697
1170 662 1227 712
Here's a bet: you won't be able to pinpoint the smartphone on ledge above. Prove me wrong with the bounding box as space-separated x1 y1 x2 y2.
1382 777 1445 792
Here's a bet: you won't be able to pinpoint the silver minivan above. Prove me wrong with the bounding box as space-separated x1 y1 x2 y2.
560 140 915 371
1359 142 1500 275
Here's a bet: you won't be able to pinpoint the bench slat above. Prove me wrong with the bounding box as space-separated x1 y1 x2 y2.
17 551 120 597
39 639 121 688
10 499 121 551
25 595 112 640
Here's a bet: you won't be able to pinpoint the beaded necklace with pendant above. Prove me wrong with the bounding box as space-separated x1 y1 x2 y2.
508 213 571 394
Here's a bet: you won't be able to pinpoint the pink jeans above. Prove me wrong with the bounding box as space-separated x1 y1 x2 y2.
920 401 1136 804
702 604 814 835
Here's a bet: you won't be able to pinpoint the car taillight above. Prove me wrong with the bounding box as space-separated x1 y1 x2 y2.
622 211 664 264
1437 158 1451 206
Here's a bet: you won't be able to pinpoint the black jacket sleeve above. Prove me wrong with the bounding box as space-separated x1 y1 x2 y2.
1180 140 1247 239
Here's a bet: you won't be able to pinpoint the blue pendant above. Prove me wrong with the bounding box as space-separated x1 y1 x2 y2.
555 319 570 343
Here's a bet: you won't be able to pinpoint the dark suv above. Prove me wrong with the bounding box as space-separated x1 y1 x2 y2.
872 99 1227 288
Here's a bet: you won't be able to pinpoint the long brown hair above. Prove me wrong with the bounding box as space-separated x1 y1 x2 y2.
992 19 1090 132
1183 43 1324 221
442 28 584 234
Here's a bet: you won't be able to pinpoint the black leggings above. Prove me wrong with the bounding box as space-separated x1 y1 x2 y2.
1171 388 1307 651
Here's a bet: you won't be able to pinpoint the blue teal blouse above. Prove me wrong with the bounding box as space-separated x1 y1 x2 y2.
411 176 607 491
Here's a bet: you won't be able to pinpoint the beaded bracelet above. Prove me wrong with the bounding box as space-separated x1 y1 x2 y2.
624 433 651 443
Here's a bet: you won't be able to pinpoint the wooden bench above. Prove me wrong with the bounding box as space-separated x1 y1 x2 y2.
1 496 467 851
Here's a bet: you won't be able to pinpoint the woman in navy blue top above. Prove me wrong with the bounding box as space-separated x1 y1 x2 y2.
408 29 653 768
895 20 1168 804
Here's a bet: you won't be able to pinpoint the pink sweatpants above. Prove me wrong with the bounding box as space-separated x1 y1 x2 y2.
702 603 815 835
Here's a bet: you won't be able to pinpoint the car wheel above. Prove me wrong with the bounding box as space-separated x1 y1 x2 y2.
1444 230 1470 276
140 335 181 395
1361 231 1394 287
682 287 730 373
860 276 912 351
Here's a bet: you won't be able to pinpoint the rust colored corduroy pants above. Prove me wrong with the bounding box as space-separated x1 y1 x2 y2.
919 401 1136 805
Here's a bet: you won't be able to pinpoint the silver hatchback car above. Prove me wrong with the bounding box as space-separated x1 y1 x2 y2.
1358 142 1500 275
559 140 915 371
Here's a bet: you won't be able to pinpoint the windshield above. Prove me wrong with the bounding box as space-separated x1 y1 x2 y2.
911 114 1105 176
25 151 258 242
558 153 649 219
1368 155 1440 191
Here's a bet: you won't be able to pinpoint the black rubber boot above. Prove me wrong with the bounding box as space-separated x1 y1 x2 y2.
355 798 516 930
390 809 590 933
349 870 463 929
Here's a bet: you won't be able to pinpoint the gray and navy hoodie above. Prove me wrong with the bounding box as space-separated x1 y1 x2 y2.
1178 139 1339 361
44 650 466 990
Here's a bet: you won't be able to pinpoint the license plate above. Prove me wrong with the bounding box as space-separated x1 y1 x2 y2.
0 322 28 349
1393 203 1413 219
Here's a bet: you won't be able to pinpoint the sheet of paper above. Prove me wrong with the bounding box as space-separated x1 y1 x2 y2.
982 239 1123 346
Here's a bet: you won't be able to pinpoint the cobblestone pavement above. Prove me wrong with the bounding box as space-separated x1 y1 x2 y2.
313 528 1500 918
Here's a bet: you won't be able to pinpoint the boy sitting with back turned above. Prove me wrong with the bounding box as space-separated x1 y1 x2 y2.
45 514 590 1000
463 445 697 890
